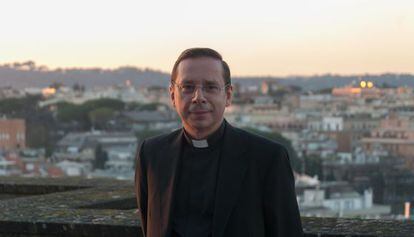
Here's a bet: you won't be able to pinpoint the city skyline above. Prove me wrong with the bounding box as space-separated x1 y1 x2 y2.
1 0 413 76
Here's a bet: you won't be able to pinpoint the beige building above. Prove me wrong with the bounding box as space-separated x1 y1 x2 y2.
0 119 26 150
338 115 381 152
361 115 414 169
332 86 382 98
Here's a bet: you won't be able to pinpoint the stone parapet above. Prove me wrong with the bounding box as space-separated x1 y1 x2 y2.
0 177 412 237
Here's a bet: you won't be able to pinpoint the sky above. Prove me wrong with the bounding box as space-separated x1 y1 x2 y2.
1 0 414 76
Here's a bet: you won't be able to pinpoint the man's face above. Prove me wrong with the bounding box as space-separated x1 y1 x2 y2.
170 57 232 138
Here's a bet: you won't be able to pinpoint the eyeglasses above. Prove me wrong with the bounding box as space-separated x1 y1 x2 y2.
172 82 230 96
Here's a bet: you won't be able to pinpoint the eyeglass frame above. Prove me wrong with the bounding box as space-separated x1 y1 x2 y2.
171 81 231 96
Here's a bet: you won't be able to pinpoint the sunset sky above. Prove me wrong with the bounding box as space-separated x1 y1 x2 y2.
1 0 413 76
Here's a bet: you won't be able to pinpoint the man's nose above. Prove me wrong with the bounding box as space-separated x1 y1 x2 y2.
192 87 207 103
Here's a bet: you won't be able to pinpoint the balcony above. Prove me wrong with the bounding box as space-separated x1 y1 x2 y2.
0 177 412 237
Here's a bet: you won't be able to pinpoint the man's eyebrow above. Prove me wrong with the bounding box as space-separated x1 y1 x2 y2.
204 81 220 85
181 80 195 85
180 79 219 85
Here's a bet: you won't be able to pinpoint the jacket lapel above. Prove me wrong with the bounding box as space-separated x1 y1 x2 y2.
157 129 183 237
212 123 249 237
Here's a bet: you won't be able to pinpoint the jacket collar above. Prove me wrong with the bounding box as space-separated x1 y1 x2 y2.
212 121 249 237
157 128 183 236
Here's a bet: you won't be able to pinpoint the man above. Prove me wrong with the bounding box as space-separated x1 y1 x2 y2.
135 48 303 237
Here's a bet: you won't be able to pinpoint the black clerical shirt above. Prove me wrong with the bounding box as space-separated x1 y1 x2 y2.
171 122 225 237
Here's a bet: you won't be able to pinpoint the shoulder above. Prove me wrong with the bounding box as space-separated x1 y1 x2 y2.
141 128 181 148
136 129 181 169
226 125 294 181
229 125 288 156
135 128 180 159
226 125 291 172
137 129 181 157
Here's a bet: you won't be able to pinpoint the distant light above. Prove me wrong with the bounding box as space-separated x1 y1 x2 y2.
42 87 56 96
367 81 374 88
360 81 367 88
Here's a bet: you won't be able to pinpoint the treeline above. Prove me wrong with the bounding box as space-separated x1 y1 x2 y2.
56 99 168 130
56 98 125 130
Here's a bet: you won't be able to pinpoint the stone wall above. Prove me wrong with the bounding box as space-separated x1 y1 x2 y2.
0 177 412 237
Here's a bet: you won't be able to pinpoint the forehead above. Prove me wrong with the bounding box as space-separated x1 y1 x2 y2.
176 57 224 84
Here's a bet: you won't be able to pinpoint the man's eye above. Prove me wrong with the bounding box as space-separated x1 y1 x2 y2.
182 85 195 91
206 85 220 92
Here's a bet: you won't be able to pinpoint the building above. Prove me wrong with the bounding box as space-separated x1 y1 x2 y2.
337 114 381 152
332 84 381 98
361 115 414 169
0 155 21 176
296 175 391 218
296 130 337 159
0 119 25 150
51 131 138 179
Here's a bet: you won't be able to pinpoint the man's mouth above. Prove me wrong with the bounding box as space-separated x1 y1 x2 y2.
191 110 210 114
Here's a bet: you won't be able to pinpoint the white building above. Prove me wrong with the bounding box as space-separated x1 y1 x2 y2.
0 156 20 176
296 177 390 218
322 117 344 132
55 160 92 176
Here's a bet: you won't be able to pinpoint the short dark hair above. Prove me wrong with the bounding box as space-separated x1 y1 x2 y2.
171 48 231 85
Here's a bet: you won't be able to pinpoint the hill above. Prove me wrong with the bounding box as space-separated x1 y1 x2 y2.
1 61 413 91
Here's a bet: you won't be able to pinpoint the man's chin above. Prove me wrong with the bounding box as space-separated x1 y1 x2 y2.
184 118 213 131
189 121 211 129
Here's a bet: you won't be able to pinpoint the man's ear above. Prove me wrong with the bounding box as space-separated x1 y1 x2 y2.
169 85 176 108
225 85 233 107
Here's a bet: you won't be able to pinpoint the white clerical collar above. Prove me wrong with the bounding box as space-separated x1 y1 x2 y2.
191 139 209 148
183 121 226 148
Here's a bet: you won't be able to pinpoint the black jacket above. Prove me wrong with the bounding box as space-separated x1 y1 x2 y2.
135 122 303 237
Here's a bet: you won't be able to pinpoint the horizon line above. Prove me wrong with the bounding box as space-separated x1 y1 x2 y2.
1 60 413 78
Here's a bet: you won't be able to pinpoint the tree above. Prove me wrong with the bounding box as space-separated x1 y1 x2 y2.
139 103 165 111
316 87 333 94
126 102 143 110
94 144 108 170
22 61 36 70
56 102 86 122
304 155 323 178
72 83 84 92
56 98 125 130
83 98 125 111
126 102 165 111
88 107 115 130
0 95 42 117
26 124 48 148
49 81 63 90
